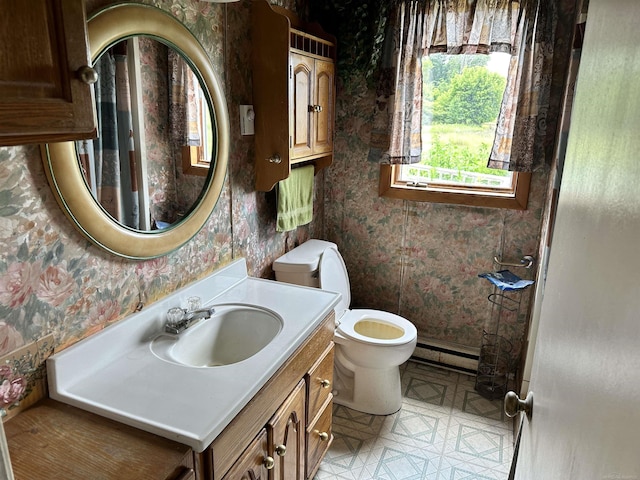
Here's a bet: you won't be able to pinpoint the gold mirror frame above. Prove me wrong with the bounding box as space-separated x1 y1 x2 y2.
41 4 229 260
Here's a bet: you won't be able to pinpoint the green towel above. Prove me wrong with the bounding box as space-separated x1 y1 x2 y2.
276 165 314 232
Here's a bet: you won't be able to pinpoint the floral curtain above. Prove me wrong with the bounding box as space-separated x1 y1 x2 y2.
168 50 202 155
372 0 521 164
82 44 140 229
372 0 577 172
489 0 577 171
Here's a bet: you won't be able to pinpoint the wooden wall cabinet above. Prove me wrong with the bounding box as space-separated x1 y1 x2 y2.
251 0 336 192
0 0 97 146
290 53 334 160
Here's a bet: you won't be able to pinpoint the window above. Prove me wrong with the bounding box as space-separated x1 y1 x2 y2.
182 74 214 177
380 52 531 210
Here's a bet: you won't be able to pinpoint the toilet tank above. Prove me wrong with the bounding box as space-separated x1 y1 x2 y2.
273 239 337 287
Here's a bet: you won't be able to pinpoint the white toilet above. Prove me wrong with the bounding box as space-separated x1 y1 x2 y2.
273 239 417 415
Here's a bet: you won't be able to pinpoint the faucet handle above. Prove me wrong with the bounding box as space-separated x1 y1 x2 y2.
166 307 186 330
187 296 201 312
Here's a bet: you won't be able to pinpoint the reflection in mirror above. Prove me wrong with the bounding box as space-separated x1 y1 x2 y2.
76 36 213 232
42 3 229 259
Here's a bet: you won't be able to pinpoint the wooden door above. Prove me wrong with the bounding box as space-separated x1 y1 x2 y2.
221 428 270 480
514 0 640 478
269 380 306 480
312 59 334 156
0 0 96 145
290 53 314 159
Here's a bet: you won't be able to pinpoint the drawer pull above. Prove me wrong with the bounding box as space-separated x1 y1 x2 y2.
275 444 287 456
174 468 195 480
316 430 329 442
263 456 275 469
320 379 331 389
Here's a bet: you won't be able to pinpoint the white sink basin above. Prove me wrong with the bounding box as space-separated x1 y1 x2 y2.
46 258 340 452
150 305 283 367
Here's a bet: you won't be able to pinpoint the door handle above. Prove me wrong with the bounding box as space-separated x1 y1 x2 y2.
504 391 533 418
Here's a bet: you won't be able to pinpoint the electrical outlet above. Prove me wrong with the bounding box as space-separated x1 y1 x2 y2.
239 105 255 136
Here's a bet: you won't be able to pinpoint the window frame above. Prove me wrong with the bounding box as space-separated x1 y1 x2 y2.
379 164 531 210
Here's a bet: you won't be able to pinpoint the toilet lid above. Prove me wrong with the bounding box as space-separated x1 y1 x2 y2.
319 247 351 319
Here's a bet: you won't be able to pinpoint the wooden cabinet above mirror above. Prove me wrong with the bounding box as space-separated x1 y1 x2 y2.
251 0 336 192
0 0 96 146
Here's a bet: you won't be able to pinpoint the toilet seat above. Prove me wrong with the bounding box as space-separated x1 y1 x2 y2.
338 309 417 346
319 248 416 347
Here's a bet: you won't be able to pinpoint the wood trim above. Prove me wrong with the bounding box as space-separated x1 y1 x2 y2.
5 400 194 480
379 165 531 210
182 145 210 177
252 0 291 192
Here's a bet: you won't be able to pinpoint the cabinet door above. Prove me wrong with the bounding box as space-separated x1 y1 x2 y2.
0 0 96 146
290 53 314 159
269 380 306 480
221 428 270 480
306 397 333 480
312 59 334 156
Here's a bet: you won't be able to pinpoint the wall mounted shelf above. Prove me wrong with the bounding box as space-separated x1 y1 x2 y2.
251 0 336 192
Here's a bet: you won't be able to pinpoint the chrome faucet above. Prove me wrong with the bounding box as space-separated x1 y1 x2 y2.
164 306 216 334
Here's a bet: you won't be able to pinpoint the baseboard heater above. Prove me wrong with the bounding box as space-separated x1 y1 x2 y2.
410 338 480 375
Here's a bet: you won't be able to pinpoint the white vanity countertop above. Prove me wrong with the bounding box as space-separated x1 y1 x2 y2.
47 259 340 452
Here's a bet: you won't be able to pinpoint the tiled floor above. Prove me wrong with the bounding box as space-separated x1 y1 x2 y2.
315 361 514 480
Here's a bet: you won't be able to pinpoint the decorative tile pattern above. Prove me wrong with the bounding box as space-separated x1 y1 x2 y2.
315 361 514 480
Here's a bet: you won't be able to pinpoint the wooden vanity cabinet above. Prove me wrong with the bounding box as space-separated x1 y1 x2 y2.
4 313 335 480
207 312 335 480
251 0 336 192
219 380 306 480
0 0 96 146
269 380 306 480
220 428 270 480
305 344 334 479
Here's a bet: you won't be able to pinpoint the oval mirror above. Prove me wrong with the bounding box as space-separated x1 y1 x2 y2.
42 4 229 259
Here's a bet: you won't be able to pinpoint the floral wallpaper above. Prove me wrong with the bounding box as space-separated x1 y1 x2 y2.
0 0 568 420
0 0 320 416
325 73 547 361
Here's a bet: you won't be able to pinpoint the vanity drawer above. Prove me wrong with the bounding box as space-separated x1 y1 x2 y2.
306 396 333 479
306 342 334 423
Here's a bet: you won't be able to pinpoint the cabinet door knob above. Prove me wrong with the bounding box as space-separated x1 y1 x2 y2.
267 154 282 164
263 456 275 469
275 444 287 456
77 65 98 85
315 105 323 113
320 379 331 389
317 431 329 442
